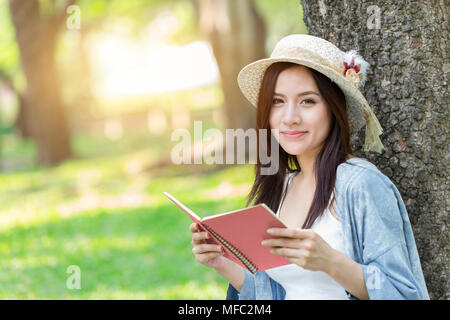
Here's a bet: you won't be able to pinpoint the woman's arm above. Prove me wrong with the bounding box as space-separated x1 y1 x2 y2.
343 170 429 299
263 227 369 299
215 258 246 293
326 249 369 300
190 222 246 293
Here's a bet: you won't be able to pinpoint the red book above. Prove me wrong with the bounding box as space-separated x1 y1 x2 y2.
163 192 291 274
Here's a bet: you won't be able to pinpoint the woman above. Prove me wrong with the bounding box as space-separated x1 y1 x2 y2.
189 34 429 300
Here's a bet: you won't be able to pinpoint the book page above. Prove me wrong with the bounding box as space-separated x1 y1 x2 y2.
202 203 284 225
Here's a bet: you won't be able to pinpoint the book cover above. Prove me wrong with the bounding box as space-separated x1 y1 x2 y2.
163 192 291 274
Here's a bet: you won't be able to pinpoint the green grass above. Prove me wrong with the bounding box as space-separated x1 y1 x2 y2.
0 130 255 299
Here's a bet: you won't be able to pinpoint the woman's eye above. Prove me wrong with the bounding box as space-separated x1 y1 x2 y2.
272 98 315 105
302 99 315 105
272 98 283 105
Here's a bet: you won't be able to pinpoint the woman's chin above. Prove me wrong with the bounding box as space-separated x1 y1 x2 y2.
281 144 306 156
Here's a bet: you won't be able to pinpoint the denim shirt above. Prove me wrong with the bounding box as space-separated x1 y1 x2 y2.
226 158 430 300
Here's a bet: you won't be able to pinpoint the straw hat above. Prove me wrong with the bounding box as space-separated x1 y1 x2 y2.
237 34 385 153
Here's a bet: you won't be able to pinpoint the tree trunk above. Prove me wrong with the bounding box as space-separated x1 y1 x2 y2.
300 0 448 299
197 0 265 131
13 93 32 139
8 0 72 165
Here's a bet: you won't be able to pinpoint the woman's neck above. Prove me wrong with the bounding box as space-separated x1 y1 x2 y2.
294 153 356 184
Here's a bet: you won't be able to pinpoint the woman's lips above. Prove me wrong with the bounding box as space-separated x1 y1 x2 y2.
281 131 307 138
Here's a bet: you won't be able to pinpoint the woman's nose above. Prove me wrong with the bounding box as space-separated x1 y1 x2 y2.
282 102 301 125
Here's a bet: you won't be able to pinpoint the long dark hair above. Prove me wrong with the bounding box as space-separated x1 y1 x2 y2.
246 62 355 229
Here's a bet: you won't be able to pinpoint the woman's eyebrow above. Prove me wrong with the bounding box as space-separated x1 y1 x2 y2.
273 91 320 97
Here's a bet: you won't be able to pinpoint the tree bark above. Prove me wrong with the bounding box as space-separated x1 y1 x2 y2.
8 0 73 165
300 0 449 299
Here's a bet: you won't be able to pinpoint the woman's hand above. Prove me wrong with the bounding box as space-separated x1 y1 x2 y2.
190 222 227 270
261 228 338 274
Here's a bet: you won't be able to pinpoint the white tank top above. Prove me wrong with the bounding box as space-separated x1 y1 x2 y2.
265 172 350 300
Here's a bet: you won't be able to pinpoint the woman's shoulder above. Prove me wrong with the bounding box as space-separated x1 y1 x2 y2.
336 157 394 192
336 158 405 230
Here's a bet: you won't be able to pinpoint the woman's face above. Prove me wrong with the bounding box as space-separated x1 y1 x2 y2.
269 65 332 157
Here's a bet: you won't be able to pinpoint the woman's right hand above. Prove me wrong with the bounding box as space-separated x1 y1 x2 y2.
190 222 227 270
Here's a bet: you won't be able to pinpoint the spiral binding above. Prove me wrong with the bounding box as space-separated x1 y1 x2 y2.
203 225 258 274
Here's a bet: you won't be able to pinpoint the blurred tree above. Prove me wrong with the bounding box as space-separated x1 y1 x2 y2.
300 0 448 299
194 0 264 132
254 0 306 53
0 2 28 140
2 0 305 165
0 69 29 138
8 0 74 165
6 0 178 166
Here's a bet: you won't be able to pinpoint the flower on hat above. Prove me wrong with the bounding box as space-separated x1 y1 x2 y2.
342 50 370 88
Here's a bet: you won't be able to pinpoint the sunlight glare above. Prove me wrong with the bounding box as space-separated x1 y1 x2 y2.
91 35 219 98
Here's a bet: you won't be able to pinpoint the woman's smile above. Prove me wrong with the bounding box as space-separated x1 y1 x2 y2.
281 131 308 138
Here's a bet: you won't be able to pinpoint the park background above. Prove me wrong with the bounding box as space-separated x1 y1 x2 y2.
0 0 447 299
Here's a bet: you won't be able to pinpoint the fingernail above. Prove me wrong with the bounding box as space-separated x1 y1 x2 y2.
261 240 268 246
267 229 274 234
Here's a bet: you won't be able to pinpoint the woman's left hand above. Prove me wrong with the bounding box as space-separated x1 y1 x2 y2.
261 228 337 274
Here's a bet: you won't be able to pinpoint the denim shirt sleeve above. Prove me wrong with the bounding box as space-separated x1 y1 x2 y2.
226 269 255 300
225 270 286 300
348 171 429 299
